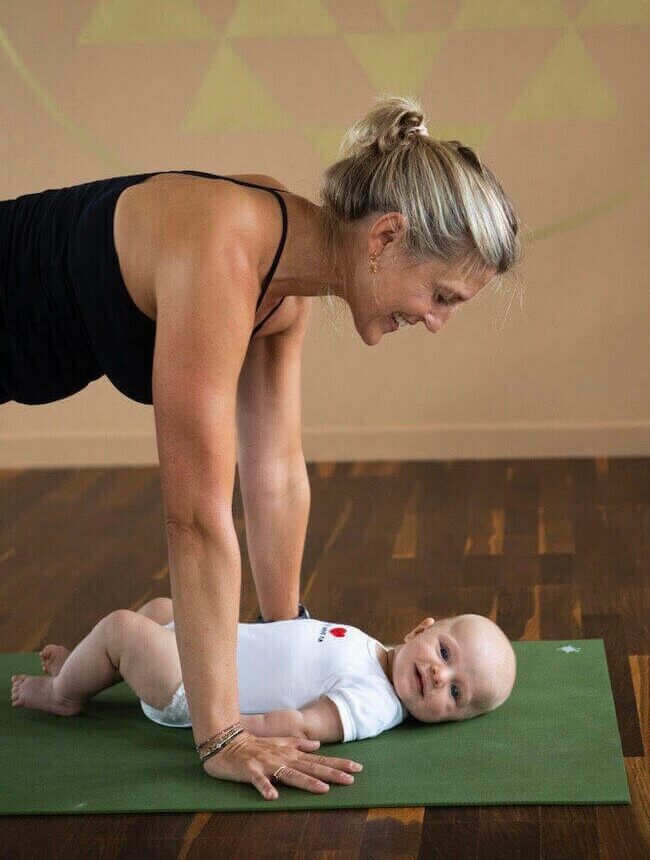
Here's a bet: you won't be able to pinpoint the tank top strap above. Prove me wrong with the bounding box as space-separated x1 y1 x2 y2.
174 170 288 311
251 297 285 337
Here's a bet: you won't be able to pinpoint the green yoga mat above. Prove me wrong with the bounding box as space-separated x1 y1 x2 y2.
0 640 629 814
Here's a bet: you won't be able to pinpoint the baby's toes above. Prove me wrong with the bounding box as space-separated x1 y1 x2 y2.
11 676 26 705
39 644 69 676
40 645 54 664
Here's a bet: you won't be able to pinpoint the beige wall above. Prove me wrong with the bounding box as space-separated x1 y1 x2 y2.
1 2 649 466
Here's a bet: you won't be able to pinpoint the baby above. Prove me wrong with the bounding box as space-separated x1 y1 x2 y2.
11 598 516 743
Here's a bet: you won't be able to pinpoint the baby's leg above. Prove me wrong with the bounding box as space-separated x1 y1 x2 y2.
12 610 182 716
136 597 173 626
40 599 174 680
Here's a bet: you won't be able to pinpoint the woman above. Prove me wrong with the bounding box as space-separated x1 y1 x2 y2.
1 96 521 799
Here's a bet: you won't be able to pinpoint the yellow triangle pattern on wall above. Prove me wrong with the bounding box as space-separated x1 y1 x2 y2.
184 43 292 132
79 0 217 44
378 0 413 32
576 0 650 26
344 32 445 98
225 0 337 38
508 28 618 122
452 0 569 30
302 127 350 165
430 124 495 151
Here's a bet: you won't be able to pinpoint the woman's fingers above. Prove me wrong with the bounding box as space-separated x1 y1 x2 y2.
275 737 363 775
272 764 330 794
301 751 363 774
252 773 279 801
295 757 356 785
296 737 321 751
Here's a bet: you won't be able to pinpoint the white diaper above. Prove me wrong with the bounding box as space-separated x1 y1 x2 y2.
139 620 192 728
140 681 192 728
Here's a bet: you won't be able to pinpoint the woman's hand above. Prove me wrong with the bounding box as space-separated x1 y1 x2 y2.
201 729 363 800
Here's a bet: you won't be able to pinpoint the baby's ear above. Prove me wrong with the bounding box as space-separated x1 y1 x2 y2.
404 617 436 641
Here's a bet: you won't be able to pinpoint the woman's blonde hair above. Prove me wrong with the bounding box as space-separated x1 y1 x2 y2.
317 94 523 313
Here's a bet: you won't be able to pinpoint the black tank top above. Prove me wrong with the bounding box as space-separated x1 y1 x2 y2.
0 170 288 405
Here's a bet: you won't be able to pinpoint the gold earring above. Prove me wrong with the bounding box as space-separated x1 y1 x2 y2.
369 253 377 275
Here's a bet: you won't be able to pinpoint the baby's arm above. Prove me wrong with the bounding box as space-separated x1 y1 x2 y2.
242 697 344 743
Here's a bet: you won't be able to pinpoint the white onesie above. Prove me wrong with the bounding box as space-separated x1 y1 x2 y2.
140 618 407 742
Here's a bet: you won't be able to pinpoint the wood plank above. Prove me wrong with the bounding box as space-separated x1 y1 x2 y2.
477 820 539 859
539 821 599 859
295 809 367 856
496 587 537 641
538 584 582 639
504 461 539 556
538 460 575 554
361 807 424 857
581 614 643 757
419 806 479 860
540 552 574 585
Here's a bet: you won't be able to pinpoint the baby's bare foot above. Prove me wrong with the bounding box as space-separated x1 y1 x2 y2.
39 644 70 677
11 674 82 716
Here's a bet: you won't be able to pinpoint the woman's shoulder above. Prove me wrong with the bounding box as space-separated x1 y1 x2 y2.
115 171 288 321
229 173 288 192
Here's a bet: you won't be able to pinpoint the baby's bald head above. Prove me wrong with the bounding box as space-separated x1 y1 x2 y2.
390 612 517 723
436 614 517 716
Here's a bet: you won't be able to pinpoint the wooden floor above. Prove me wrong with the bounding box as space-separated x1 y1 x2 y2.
0 458 648 859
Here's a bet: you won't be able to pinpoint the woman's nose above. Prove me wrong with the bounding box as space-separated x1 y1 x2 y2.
424 312 448 334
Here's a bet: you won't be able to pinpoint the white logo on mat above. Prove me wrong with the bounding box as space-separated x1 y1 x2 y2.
557 645 581 653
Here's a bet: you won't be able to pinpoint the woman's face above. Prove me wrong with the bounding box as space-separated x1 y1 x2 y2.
348 213 495 345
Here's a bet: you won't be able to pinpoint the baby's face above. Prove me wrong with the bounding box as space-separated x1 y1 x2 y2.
391 615 516 723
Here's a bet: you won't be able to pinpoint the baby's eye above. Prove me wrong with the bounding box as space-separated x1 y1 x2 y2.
440 644 450 661
451 683 460 701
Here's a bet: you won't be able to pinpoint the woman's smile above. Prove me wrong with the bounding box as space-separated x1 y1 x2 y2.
392 312 410 328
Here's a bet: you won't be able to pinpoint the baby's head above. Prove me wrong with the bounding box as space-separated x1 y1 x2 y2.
388 614 516 724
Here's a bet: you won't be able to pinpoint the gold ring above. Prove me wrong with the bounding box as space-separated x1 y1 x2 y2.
271 765 288 783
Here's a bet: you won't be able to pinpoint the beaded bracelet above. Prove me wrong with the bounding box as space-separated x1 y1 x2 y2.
199 726 245 765
196 721 246 764
196 720 244 755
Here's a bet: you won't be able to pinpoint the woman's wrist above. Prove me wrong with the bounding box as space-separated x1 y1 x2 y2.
196 720 247 764
256 602 310 623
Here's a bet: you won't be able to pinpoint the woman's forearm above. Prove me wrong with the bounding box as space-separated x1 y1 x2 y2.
165 520 243 744
240 457 310 621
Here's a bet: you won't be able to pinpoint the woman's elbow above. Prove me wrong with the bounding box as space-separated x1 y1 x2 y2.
165 507 238 547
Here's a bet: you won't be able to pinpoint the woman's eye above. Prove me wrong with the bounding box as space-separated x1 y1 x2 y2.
435 293 452 306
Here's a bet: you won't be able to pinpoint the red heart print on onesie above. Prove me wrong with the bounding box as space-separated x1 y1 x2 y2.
330 627 347 637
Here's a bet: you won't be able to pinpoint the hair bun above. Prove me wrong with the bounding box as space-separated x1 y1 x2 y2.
337 95 429 158
380 109 428 152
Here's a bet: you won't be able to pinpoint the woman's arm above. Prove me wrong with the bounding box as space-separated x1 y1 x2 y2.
153 237 255 742
150 207 362 796
236 299 312 621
